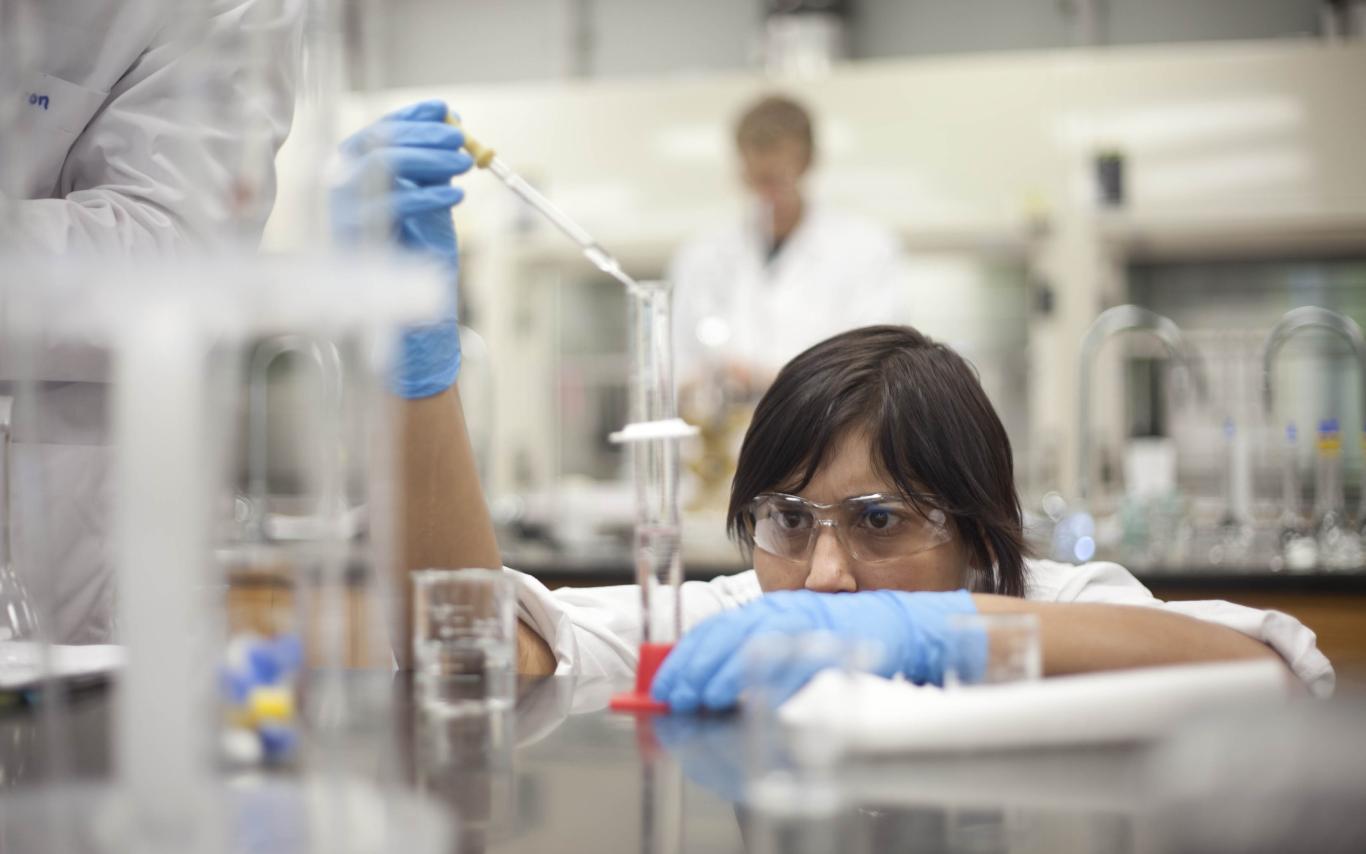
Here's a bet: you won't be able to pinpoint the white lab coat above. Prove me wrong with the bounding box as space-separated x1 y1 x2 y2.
5 0 300 252
510 559 1336 699
669 205 908 384
2 0 300 643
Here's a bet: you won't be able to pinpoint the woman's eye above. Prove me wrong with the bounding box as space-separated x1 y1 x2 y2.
777 510 808 530
860 508 903 532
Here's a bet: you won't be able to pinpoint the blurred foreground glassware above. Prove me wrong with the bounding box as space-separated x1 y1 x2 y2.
741 633 873 854
412 569 516 716
743 633 879 784
0 250 451 854
0 399 39 654
944 613 1042 689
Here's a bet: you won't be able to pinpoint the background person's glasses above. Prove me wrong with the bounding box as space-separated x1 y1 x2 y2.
746 492 951 563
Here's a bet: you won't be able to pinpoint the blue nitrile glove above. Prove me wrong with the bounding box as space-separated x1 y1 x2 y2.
650 588 979 713
334 99 473 398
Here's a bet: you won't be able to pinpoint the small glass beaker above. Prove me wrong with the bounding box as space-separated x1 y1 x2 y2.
412 569 516 716
943 613 1042 689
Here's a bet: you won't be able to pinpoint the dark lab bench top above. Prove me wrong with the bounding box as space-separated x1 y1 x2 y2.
5 675 1366 854
1130 567 1366 593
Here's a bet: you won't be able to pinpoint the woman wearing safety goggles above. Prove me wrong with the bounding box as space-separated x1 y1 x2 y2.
503 325 1331 710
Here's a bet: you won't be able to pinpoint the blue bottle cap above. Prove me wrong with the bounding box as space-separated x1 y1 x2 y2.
246 633 304 686
271 634 303 675
247 643 283 686
1286 422 1297 442
218 666 251 705
1320 418 1340 435
1223 417 1235 438
258 724 297 761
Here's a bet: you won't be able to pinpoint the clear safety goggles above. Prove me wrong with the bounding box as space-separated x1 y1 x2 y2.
746 492 952 564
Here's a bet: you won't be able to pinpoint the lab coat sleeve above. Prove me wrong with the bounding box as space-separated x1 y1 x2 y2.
509 567 764 683
14 0 301 253
1026 559 1336 697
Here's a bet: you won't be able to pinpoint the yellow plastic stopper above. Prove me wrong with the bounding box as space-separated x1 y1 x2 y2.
445 114 496 169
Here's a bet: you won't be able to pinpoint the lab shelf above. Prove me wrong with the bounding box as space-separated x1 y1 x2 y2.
1100 209 1366 263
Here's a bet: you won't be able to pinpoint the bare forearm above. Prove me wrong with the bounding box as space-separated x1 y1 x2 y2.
396 385 501 668
517 620 556 676
396 385 558 675
972 595 1285 677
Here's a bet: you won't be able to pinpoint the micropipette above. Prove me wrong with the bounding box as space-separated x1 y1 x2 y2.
447 116 641 294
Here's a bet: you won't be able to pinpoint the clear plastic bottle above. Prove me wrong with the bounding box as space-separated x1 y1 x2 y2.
1278 423 1317 571
1313 418 1361 569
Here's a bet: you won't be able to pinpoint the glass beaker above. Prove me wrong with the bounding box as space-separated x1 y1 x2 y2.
943 613 1042 689
411 568 516 716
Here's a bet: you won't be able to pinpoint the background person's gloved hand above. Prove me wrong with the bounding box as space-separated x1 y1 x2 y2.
333 99 473 398
650 588 979 713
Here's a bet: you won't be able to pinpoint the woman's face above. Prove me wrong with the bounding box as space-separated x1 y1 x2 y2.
752 429 970 593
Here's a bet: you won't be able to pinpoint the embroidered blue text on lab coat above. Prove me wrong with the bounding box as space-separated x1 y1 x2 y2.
27 93 50 110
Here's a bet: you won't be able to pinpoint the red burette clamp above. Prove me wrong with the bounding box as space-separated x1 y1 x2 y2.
610 642 674 714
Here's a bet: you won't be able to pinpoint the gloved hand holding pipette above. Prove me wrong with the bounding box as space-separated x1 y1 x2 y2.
650 588 979 712
334 99 473 398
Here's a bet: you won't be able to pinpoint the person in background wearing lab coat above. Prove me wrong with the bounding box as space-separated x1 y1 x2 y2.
670 94 907 397
670 95 908 513
1 0 300 643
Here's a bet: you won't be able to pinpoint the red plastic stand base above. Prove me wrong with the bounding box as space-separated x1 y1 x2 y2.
610 642 674 714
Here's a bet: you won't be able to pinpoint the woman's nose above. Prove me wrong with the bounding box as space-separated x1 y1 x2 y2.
804 525 857 593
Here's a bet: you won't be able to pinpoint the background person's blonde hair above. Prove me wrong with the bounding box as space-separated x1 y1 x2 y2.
734 94 815 165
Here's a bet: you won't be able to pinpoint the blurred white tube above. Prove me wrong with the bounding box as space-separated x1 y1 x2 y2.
113 294 220 854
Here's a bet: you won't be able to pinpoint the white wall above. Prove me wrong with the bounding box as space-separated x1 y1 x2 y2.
367 0 1326 87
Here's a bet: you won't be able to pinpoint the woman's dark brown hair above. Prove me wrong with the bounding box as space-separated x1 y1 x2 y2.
726 325 1028 597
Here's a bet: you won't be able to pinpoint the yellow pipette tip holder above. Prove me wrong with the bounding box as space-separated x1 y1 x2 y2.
445 114 496 169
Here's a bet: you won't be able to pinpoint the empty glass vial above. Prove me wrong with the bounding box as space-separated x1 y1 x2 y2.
1313 419 1361 570
1212 418 1254 565
1278 423 1317 572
